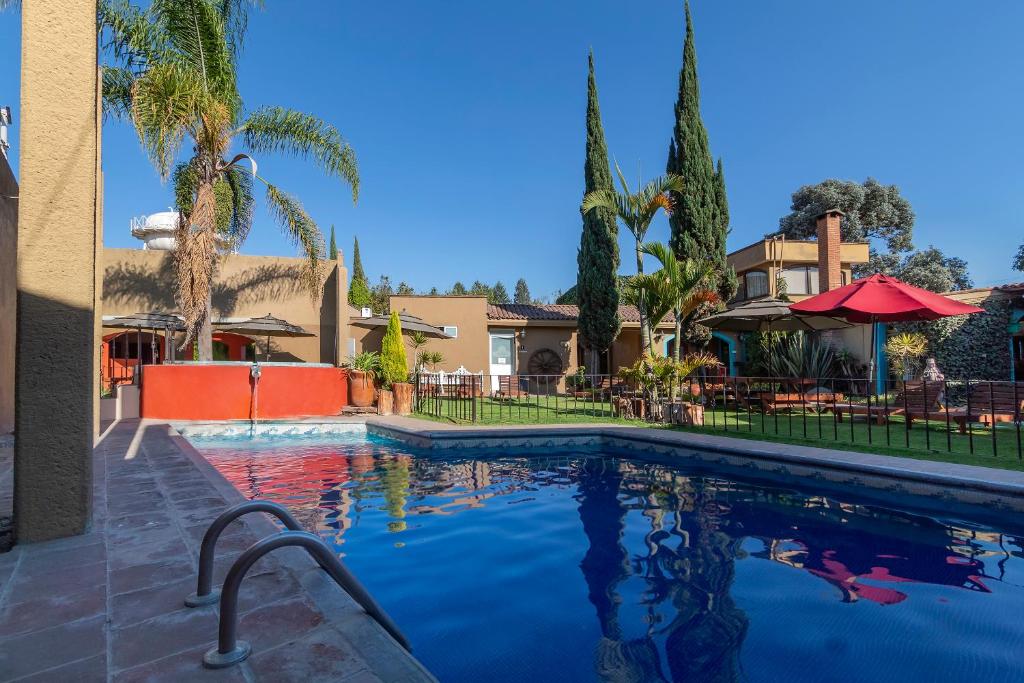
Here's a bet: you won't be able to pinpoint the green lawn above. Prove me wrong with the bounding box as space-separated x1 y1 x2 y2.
414 395 634 425
413 396 1024 472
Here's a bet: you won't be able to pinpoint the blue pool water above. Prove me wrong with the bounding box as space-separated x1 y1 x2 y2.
189 429 1024 683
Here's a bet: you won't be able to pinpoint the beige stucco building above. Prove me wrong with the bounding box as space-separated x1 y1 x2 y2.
100 247 349 389
345 214 873 380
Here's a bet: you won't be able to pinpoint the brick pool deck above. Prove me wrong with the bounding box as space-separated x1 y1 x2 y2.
0 420 434 682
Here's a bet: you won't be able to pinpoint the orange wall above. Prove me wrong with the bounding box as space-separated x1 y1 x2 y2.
140 364 350 420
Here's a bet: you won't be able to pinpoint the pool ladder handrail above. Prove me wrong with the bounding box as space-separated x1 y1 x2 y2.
185 501 411 669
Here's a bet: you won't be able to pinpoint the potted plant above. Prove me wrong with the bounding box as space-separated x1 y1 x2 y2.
380 311 411 415
674 352 722 426
886 332 928 381
342 351 380 408
567 365 591 399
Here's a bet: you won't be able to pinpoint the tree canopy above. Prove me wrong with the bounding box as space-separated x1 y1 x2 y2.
491 281 510 304
514 278 531 304
864 247 972 293
369 275 393 314
777 178 915 252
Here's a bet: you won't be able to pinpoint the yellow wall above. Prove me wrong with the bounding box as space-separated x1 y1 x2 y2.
0 153 17 435
15 0 100 541
102 248 346 364
353 296 490 373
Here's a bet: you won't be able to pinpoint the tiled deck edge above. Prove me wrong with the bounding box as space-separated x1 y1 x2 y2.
162 422 437 683
366 417 1024 512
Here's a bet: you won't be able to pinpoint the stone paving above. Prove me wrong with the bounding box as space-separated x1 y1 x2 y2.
0 420 434 682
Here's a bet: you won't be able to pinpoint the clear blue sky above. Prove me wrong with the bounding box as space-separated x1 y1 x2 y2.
1 1 1022 300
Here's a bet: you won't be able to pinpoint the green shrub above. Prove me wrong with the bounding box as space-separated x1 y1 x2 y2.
379 311 409 388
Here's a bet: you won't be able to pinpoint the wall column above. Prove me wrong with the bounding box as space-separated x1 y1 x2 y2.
15 0 100 542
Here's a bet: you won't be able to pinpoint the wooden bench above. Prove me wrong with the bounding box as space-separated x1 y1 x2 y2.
834 381 945 427
743 390 845 415
948 382 1024 433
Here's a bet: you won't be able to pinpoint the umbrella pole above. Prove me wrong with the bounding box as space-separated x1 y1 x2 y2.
868 318 877 396
265 334 271 362
136 324 143 385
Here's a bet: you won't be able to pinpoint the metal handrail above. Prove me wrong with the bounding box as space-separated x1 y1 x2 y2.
203 530 411 669
185 500 319 607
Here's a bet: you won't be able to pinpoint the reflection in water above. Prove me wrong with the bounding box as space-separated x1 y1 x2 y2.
195 433 1024 683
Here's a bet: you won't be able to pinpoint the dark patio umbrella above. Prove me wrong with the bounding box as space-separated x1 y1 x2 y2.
218 314 315 361
104 311 187 380
697 298 853 333
697 298 852 376
350 310 452 338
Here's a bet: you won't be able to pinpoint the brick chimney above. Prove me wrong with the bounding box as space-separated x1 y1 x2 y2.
816 208 845 292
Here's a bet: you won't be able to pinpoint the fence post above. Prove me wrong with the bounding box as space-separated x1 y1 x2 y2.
472 376 478 423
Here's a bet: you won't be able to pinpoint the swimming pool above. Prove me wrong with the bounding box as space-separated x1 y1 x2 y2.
187 427 1024 683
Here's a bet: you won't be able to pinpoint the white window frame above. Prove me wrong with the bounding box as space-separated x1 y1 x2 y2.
442 325 458 339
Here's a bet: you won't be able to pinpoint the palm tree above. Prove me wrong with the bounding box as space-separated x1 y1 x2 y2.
639 242 718 361
407 330 429 373
582 164 683 354
99 0 359 359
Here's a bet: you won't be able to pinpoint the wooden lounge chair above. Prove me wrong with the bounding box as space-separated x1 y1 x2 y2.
948 382 1024 433
494 375 529 401
834 381 944 427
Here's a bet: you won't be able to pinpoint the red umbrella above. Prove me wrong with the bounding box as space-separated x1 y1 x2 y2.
789 273 984 323
790 273 984 387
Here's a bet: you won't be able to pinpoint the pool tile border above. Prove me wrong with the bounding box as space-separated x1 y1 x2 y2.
365 417 1024 516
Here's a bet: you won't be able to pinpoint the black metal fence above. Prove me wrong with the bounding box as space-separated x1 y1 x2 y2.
413 371 1024 460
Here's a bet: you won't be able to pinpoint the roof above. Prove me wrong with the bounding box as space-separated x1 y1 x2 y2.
487 303 674 325
996 282 1024 294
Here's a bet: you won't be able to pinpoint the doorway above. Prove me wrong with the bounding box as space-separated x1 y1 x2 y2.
489 329 515 392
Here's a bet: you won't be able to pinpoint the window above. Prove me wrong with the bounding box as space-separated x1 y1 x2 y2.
781 266 819 295
743 271 769 299
442 325 458 339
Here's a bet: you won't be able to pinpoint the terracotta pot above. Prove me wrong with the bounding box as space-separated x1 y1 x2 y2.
393 382 413 416
681 403 704 426
349 370 375 408
378 389 394 416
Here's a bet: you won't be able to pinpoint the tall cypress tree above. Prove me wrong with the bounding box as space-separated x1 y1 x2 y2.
667 1 721 271
577 50 621 358
328 225 338 260
348 236 371 309
667 1 729 342
713 158 737 298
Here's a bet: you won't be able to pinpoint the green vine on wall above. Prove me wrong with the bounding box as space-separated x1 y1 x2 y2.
896 299 1012 380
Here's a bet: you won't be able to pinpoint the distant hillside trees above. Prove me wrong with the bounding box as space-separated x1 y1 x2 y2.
514 278 531 304
491 281 510 304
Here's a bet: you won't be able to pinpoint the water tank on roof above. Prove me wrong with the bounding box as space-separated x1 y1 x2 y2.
130 211 179 251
